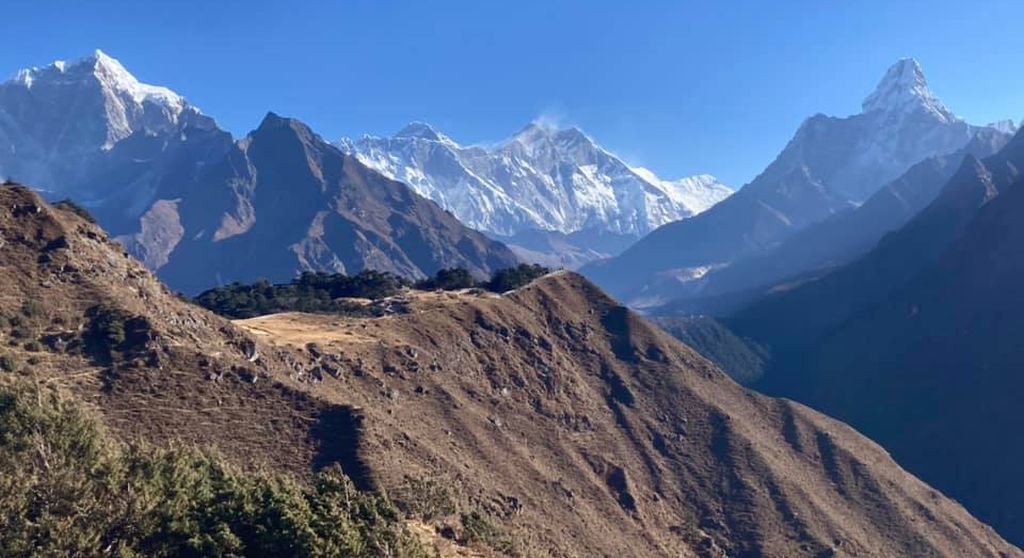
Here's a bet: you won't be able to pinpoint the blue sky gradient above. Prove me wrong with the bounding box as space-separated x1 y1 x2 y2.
2 0 1022 185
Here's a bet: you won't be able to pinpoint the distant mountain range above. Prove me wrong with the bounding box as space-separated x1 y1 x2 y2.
340 122 731 267
582 59 1018 307
0 51 517 292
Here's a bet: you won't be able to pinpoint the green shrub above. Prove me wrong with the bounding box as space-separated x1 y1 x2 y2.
8 325 32 340
391 476 457 521
297 270 411 300
0 380 431 557
193 264 553 320
0 355 17 373
417 268 476 291
459 511 516 553
20 301 44 319
84 306 152 364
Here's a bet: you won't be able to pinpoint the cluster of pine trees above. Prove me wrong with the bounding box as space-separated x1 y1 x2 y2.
195 264 552 319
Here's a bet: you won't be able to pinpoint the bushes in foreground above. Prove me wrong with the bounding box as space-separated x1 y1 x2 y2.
0 355 17 372
0 381 430 557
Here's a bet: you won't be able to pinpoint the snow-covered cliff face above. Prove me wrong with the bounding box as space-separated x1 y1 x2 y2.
821 58 1015 202
0 50 229 223
8 50 190 149
339 122 731 239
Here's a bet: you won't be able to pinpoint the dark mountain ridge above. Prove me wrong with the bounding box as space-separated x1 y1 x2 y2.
725 127 1024 545
143 113 520 294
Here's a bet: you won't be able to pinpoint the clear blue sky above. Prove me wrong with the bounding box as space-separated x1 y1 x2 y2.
3 0 1022 186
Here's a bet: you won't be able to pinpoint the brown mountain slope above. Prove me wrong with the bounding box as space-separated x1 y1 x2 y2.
0 184 1018 557
236 276 1020 557
0 183 354 474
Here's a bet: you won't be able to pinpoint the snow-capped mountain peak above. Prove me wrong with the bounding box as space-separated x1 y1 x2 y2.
0 50 223 213
394 121 453 143
510 121 552 142
14 50 187 114
507 121 565 153
8 50 194 148
630 167 733 215
517 121 586 141
504 122 606 164
551 126 593 150
861 58 956 123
